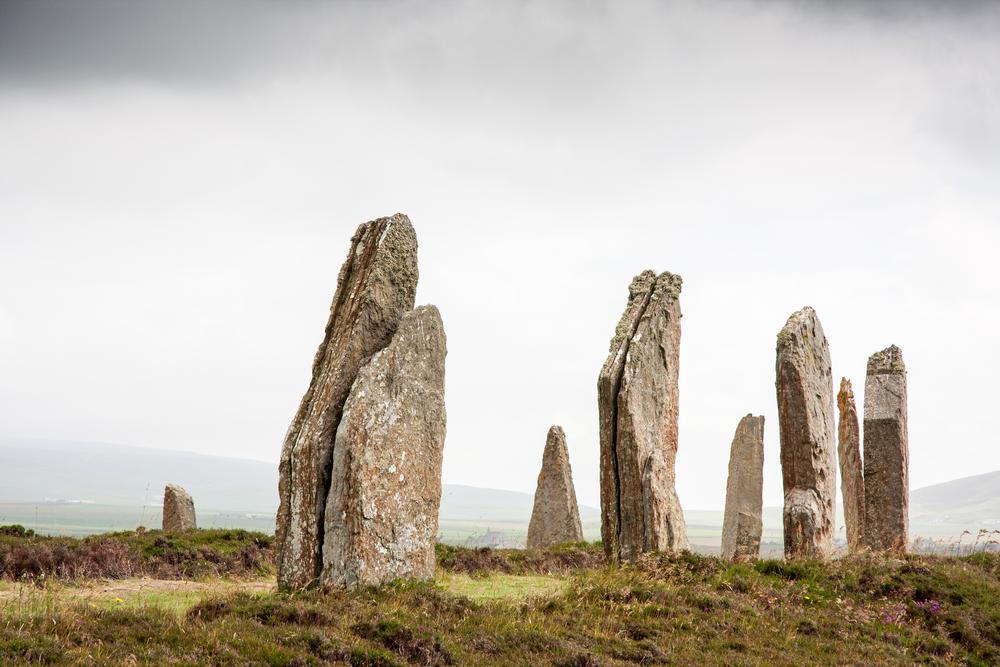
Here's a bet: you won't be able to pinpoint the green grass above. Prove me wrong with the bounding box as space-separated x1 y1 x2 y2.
437 572 568 600
1 537 1000 664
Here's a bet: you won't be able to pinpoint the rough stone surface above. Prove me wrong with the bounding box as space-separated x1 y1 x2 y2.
837 378 865 554
162 484 196 532
321 305 447 589
863 345 909 553
276 214 418 589
599 270 689 563
721 415 765 562
527 426 584 549
775 307 836 560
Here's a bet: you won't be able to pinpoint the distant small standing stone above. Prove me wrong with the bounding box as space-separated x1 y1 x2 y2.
837 378 865 554
863 345 909 553
775 307 836 560
162 484 196 532
721 415 765 562
527 426 584 549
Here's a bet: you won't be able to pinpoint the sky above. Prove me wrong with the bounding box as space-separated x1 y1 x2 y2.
1 0 998 510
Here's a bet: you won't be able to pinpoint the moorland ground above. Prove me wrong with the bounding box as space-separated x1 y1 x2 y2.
0 528 997 665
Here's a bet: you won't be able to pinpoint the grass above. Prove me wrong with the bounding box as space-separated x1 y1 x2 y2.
0 535 999 664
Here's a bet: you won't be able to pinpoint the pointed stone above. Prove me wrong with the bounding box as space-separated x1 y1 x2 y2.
775 307 836 560
276 214 418 589
162 484 196 532
527 426 584 549
721 415 765 562
599 271 688 563
837 378 865 554
862 345 909 553
321 305 447 589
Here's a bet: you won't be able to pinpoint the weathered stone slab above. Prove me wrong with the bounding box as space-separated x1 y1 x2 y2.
162 484 196 532
837 377 865 554
527 426 584 549
599 271 688 563
721 415 764 562
775 307 836 560
276 214 418 589
863 345 908 553
321 305 447 589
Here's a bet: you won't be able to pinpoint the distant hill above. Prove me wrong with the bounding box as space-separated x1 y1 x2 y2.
0 438 996 542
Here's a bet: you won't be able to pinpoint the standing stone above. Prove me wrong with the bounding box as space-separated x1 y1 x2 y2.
862 345 908 553
276 214 418 589
599 271 689 563
775 307 836 560
162 484 196 532
837 377 865 553
321 305 447 589
527 426 585 549
721 415 765 562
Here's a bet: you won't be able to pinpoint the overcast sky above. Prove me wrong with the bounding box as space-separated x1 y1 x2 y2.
1 0 998 510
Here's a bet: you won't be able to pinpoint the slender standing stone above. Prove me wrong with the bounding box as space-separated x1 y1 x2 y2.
527 426 585 549
162 484 196 532
276 214 418 589
721 415 765 562
775 307 836 560
837 378 865 553
599 271 689 563
321 305 447 589
862 346 908 553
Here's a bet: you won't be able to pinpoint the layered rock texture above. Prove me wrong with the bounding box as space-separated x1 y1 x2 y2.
775 307 836 560
863 345 909 553
322 305 447 588
276 214 418 589
599 271 689 563
527 426 584 549
837 378 865 554
162 484 196 532
721 415 765 562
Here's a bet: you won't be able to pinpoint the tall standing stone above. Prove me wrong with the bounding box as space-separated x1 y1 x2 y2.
527 426 585 549
599 271 689 563
862 345 908 553
321 305 447 589
775 307 836 560
721 415 765 562
276 214 418 589
162 484 196 532
837 377 865 553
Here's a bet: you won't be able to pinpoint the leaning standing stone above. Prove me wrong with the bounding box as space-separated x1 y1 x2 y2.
721 415 765 562
837 378 865 554
862 345 909 553
321 305 447 589
276 214 418 590
599 271 689 563
527 426 584 549
162 484 196 532
775 307 836 560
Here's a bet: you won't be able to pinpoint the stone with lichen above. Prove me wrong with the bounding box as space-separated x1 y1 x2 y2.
775 307 836 560
599 270 689 563
321 305 447 589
